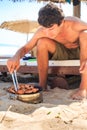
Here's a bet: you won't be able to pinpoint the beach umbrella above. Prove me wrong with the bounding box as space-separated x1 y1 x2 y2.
0 19 39 56
0 19 39 42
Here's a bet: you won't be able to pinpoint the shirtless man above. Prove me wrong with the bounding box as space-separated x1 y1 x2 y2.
7 3 87 100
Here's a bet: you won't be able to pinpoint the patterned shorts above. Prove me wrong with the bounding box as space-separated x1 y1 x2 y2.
51 42 80 60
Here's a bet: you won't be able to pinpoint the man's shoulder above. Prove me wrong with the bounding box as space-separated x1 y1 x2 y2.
64 16 87 31
64 16 81 22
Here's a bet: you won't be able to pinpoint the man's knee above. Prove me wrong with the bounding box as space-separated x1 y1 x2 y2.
37 37 50 50
37 38 56 55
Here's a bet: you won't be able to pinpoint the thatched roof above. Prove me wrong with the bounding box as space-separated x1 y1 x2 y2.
0 0 65 3
0 0 87 3
37 0 87 3
37 0 65 3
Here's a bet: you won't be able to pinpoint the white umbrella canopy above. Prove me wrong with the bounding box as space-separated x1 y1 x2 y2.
0 20 39 56
0 19 39 34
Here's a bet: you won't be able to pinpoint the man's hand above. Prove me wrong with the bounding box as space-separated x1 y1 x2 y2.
7 57 20 74
79 60 87 74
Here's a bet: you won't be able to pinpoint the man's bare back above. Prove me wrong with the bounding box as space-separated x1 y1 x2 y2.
52 16 87 43
36 16 87 50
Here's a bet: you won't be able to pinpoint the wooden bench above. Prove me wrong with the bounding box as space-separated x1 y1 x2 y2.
0 59 80 89
0 59 80 75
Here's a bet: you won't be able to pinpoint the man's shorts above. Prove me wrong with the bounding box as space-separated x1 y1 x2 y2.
51 42 80 60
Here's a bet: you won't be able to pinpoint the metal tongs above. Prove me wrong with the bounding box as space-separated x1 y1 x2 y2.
11 70 19 91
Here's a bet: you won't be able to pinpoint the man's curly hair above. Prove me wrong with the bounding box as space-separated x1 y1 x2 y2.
38 3 64 28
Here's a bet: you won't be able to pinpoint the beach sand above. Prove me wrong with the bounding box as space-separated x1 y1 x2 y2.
0 81 87 130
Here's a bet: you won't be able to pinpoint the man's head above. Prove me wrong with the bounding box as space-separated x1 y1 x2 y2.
38 3 64 28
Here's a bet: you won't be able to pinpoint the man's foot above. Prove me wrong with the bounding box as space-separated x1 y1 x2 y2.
71 89 87 100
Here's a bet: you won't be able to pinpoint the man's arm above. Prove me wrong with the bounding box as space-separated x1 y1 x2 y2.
73 18 87 32
79 32 87 73
12 37 38 60
12 26 46 60
7 36 38 73
7 27 46 73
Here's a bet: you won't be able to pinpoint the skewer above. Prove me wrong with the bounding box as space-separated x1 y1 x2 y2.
11 70 19 91
14 70 19 89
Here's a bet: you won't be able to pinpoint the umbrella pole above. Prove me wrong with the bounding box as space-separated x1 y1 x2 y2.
26 33 33 57
26 33 28 43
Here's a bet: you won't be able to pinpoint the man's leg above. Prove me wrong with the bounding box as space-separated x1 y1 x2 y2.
36 38 56 90
71 74 87 100
71 33 87 100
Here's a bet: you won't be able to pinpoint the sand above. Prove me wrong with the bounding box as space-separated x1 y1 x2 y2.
0 82 87 130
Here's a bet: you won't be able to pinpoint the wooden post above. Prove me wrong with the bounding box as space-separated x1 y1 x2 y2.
73 0 81 18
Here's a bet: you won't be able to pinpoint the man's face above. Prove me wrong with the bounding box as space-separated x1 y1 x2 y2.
42 24 59 39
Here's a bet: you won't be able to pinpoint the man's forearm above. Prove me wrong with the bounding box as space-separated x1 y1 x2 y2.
13 46 28 60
